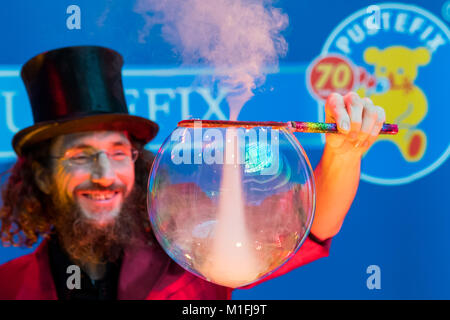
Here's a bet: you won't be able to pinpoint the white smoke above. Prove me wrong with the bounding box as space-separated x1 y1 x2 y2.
134 0 289 119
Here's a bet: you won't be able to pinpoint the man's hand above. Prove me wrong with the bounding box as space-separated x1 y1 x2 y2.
310 92 386 241
325 92 386 157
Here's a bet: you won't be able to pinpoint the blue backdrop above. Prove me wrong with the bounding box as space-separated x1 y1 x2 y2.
0 0 449 299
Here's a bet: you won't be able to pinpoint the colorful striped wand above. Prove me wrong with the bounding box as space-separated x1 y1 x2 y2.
178 119 398 135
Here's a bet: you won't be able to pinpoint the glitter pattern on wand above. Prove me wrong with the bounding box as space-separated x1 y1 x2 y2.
289 121 399 135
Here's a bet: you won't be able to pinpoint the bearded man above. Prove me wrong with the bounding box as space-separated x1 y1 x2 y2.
0 46 386 300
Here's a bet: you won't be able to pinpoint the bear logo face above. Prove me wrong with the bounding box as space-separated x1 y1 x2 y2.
364 46 430 94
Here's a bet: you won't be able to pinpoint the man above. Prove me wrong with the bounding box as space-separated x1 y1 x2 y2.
0 46 385 299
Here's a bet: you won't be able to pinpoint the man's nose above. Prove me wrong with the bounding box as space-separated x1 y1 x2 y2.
91 153 116 186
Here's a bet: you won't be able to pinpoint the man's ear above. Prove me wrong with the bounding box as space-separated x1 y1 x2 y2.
32 161 51 194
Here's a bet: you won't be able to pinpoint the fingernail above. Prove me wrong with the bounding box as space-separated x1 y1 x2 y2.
341 120 349 131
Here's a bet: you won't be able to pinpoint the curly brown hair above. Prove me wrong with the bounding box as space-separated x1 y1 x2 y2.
0 138 156 251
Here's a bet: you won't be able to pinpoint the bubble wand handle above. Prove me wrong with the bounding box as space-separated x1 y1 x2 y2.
289 121 398 135
178 119 398 135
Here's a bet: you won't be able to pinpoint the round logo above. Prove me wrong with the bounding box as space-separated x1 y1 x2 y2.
307 54 356 100
307 3 450 185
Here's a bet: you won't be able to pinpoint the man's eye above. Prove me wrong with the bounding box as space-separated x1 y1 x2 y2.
69 154 91 163
111 151 127 159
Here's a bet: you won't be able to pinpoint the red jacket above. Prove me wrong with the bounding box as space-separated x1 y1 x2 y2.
0 234 330 300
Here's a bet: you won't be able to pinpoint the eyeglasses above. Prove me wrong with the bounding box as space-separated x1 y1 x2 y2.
51 147 139 167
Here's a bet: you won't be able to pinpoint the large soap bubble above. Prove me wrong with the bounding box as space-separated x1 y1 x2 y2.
147 120 315 288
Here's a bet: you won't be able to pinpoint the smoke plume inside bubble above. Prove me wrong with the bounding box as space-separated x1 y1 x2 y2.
134 0 288 120
136 0 290 287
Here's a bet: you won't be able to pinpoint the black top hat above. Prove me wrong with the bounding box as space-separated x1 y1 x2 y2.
12 45 159 156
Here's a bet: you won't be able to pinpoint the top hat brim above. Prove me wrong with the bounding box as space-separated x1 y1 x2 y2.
12 114 159 157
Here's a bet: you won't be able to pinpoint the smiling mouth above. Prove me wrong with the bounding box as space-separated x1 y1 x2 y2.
80 191 120 201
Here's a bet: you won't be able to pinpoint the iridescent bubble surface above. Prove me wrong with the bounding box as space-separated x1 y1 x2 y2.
147 123 315 288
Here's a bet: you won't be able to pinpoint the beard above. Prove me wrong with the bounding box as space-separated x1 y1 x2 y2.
49 182 153 265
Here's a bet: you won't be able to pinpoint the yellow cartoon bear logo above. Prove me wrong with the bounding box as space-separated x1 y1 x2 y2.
361 46 430 162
